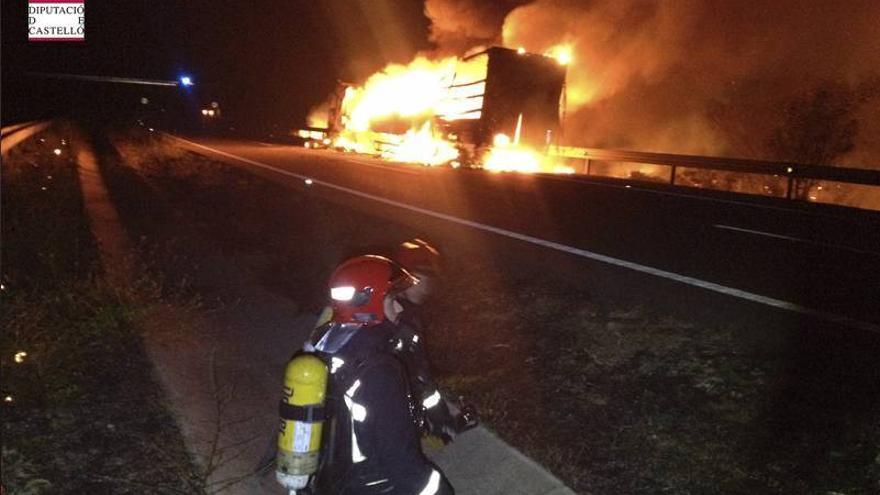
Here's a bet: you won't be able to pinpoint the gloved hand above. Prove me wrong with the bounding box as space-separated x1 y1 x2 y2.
424 401 457 444
454 402 479 433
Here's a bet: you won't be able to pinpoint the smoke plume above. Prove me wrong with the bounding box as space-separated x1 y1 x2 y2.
423 0 530 54
498 0 880 165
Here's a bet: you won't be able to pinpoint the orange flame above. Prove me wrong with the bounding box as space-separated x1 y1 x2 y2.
482 133 573 174
329 55 489 165
483 145 542 173
317 44 581 174
381 122 459 166
341 57 459 132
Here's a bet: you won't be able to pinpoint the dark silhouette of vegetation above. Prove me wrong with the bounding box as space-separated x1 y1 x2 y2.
766 79 880 200
675 79 879 206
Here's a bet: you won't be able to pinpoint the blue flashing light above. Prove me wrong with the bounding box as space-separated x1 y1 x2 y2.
180 76 194 87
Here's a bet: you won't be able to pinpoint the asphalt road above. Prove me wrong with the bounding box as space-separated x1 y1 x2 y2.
170 136 880 333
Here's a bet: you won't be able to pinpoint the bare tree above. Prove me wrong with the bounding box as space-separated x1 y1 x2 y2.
766 79 879 200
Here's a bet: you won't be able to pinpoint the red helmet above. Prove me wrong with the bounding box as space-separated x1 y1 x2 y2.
394 238 441 276
328 255 417 326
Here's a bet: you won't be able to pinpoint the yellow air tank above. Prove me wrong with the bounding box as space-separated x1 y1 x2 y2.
276 353 329 492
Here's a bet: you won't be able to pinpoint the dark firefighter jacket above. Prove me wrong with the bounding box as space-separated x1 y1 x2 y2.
393 299 456 437
309 301 457 438
313 321 454 495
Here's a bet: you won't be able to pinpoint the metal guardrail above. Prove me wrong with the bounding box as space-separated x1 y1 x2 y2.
550 145 880 199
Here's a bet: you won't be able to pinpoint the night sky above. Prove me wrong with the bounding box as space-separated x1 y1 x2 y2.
4 1 878 165
2 0 431 128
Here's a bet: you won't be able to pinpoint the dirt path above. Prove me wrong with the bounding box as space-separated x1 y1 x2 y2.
138 286 309 494
74 135 135 286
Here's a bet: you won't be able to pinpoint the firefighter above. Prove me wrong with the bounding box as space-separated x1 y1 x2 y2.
310 238 439 331
306 240 465 443
310 255 455 495
394 238 442 306
389 239 459 444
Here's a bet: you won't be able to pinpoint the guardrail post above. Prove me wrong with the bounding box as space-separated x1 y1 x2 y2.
670 165 677 186
584 158 591 176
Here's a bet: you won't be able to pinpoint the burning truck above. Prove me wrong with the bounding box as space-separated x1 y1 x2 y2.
302 46 572 173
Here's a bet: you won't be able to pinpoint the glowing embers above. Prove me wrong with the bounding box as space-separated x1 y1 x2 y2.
483 133 575 175
333 134 373 154
483 145 542 173
380 122 459 166
484 126 540 173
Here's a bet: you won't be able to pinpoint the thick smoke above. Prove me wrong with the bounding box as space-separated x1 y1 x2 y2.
423 0 530 54
499 0 880 165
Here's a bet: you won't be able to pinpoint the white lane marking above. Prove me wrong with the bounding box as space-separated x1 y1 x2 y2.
167 135 880 333
714 224 880 256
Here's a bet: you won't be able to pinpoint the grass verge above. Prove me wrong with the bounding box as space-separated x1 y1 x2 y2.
1 125 204 494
